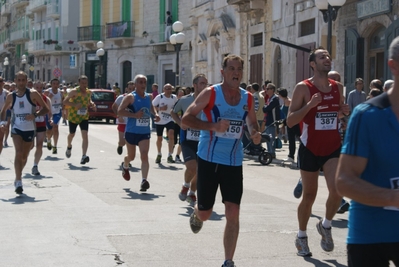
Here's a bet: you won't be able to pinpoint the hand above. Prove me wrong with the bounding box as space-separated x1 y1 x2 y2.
340 104 350 116
135 110 144 119
0 124 6 132
308 93 322 108
26 114 35 121
214 119 230 133
251 131 261 145
118 117 125 123
49 120 54 126
154 114 160 122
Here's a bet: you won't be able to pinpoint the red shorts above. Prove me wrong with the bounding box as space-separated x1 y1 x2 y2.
117 124 126 133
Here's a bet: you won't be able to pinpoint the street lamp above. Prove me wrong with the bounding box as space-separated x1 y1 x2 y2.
96 41 105 88
21 54 27 71
4 57 9 80
169 21 185 86
315 0 346 55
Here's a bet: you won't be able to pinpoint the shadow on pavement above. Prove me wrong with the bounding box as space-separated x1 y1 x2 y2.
186 207 225 221
0 165 11 170
310 215 348 229
66 163 97 171
156 163 183 171
0 194 48 205
43 156 64 161
122 188 164 201
304 257 346 267
24 173 54 180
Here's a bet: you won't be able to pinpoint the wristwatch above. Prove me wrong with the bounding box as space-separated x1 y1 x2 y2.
33 113 38 118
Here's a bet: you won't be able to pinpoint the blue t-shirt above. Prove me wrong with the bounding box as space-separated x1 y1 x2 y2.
125 92 152 134
341 93 399 244
197 84 250 166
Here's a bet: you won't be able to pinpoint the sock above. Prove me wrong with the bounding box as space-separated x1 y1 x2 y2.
183 182 190 188
123 163 129 169
298 230 307 238
142 178 147 182
188 190 195 196
168 153 172 157
33 163 37 167
322 218 332 229
157 152 161 156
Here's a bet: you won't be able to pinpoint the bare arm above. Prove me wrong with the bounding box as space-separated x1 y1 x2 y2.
336 154 399 208
117 94 143 119
0 93 12 122
182 87 229 133
337 83 350 118
245 98 261 145
63 90 79 108
170 110 181 127
286 83 320 128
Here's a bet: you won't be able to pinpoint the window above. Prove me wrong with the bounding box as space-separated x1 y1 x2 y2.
299 19 315 37
252 33 263 47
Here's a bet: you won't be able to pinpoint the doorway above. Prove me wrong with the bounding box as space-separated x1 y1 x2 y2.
122 61 132 93
368 26 386 88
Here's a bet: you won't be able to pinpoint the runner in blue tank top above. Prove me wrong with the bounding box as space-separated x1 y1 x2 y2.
117 74 160 192
182 55 261 267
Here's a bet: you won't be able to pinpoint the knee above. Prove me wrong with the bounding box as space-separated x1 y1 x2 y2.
301 193 317 206
197 209 212 222
225 203 240 222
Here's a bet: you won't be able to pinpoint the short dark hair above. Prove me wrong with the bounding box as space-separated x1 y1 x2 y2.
264 80 272 86
309 46 327 70
51 78 60 84
193 73 206 85
277 87 288 98
240 83 247 89
251 83 260 91
222 54 244 69
355 78 363 85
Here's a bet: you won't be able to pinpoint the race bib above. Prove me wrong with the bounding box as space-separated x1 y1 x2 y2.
77 108 87 115
215 119 243 139
384 177 399 211
136 117 150 127
187 128 200 141
315 112 337 130
160 111 171 120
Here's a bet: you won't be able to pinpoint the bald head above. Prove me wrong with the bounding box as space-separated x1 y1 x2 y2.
328 71 341 82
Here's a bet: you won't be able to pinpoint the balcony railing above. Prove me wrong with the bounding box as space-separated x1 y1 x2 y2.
47 0 60 18
44 42 79 53
28 39 46 52
106 21 135 39
10 29 29 42
195 0 210 7
10 0 29 8
28 0 47 12
78 25 103 42
1 3 11 15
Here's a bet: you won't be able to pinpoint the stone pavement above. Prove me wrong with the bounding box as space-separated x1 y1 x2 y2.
0 122 350 267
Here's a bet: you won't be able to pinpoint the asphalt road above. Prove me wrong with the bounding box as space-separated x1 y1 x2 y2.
0 120 350 267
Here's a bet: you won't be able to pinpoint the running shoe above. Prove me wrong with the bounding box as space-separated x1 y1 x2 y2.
80 155 90 165
52 147 57 154
189 211 203 234
32 166 40 176
179 186 189 201
155 155 161 164
117 146 123 155
221 260 236 267
14 180 23 194
293 177 303 199
3 141 8 147
47 141 52 150
65 146 72 158
316 219 334 252
186 194 197 207
175 155 182 163
122 166 130 181
167 155 175 163
337 200 350 214
140 180 150 192
295 236 312 257
283 156 294 163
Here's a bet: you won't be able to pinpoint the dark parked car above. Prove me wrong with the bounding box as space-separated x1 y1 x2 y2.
89 89 117 123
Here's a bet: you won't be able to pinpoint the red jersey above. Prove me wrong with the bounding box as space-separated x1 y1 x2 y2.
35 94 48 128
300 79 341 156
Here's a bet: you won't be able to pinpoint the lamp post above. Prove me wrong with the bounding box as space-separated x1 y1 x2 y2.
96 41 105 88
21 54 27 72
315 0 346 55
169 21 185 86
4 57 9 80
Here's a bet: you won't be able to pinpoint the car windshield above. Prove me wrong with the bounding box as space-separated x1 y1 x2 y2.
91 91 114 101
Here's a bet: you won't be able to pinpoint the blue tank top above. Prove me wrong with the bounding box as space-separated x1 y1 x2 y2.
125 91 152 134
197 84 251 166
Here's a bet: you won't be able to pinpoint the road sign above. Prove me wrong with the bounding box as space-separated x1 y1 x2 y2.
29 65 34 72
53 68 62 77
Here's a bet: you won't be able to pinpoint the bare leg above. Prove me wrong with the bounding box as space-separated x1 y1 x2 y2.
138 139 150 179
298 170 319 231
323 158 342 220
13 135 32 180
34 132 45 165
167 129 174 154
81 130 88 155
224 201 240 261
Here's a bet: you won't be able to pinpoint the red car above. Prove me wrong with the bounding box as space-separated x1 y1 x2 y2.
89 89 117 123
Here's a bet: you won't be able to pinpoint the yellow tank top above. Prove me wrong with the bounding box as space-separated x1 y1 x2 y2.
68 87 91 124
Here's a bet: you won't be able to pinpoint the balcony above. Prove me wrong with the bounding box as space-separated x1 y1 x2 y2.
46 0 60 19
1 3 11 15
78 25 103 48
28 0 47 13
28 39 46 54
10 29 29 43
44 41 79 54
106 21 134 46
10 0 29 8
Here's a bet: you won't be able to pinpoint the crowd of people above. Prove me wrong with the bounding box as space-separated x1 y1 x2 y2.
2 36 399 267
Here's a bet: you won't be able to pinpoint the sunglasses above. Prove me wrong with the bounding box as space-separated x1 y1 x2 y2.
266 87 273 90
